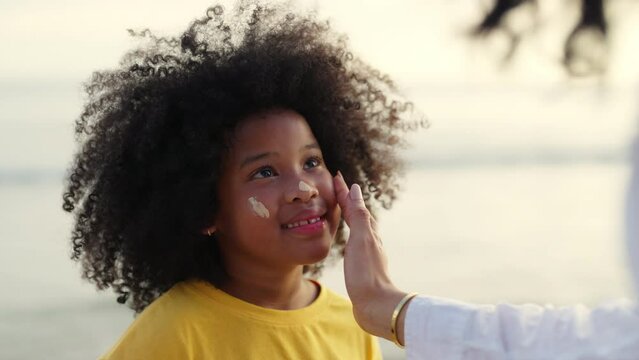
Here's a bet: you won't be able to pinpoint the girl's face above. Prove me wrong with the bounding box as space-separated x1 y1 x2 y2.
213 108 340 271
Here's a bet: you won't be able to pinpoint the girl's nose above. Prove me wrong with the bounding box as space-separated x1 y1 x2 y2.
285 179 319 203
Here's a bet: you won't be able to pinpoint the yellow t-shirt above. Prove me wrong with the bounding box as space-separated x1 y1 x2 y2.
101 280 381 359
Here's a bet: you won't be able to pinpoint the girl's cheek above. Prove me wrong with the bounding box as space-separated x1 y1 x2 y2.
248 196 270 218
318 175 337 206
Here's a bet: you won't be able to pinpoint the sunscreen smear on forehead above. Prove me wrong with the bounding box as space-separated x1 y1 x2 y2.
248 197 270 218
299 181 313 192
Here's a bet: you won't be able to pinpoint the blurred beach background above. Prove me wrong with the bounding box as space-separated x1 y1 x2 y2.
1 0 638 359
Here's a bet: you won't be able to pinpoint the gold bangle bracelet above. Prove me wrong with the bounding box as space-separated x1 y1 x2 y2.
390 292 418 348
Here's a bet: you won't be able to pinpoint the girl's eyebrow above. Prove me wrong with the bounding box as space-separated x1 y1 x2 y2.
303 143 320 151
240 152 276 169
239 143 320 169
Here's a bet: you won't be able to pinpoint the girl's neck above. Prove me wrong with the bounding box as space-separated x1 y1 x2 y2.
219 265 319 310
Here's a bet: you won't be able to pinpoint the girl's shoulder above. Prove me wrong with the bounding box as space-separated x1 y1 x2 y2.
313 282 362 326
100 281 208 359
319 284 353 310
134 281 199 320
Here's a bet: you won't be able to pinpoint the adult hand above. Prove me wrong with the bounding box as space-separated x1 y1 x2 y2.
333 172 409 343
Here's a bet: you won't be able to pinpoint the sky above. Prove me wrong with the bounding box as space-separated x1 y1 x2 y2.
0 0 638 170
1 0 638 83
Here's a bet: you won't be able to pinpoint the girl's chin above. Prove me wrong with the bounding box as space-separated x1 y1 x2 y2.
300 242 332 265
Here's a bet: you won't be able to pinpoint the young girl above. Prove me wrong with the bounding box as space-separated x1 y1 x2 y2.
62 2 416 358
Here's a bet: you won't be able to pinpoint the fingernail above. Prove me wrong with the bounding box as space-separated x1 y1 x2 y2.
350 183 363 200
337 170 344 180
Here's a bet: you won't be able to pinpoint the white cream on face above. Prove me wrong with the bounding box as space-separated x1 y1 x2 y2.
248 196 270 218
299 181 313 192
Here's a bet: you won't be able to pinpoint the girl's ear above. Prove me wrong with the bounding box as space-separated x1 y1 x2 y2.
202 225 217 237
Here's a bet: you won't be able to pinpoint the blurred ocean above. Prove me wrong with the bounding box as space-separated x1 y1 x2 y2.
1 80 637 359
0 160 634 359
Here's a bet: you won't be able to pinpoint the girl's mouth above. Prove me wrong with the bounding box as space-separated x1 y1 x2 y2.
282 216 323 229
281 215 327 235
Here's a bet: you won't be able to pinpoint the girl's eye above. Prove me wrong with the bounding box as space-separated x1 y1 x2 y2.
304 156 322 169
251 167 276 179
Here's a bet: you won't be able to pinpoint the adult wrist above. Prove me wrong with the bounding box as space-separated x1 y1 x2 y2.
391 292 418 347
395 292 418 347
352 287 408 341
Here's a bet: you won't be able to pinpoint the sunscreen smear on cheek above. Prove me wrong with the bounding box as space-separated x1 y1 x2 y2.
299 181 313 192
248 197 270 218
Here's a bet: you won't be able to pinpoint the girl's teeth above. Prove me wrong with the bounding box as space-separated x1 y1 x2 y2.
285 217 321 229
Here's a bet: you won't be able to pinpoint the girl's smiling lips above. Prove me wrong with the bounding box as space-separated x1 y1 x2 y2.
281 210 327 234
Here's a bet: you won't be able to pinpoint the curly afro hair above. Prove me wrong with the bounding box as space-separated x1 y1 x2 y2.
62 1 421 313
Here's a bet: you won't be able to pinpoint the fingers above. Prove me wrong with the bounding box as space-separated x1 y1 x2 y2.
334 171 350 209
370 214 379 232
333 172 372 231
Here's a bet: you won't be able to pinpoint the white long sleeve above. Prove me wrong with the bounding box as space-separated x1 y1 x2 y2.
405 296 639 360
